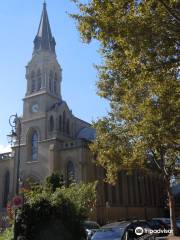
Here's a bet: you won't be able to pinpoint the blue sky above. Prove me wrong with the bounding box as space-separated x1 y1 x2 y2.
0 0 109 152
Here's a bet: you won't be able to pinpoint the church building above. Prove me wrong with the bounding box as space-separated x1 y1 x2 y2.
0 3 165 225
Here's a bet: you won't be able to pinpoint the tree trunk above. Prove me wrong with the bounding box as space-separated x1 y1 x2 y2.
166 180 177 236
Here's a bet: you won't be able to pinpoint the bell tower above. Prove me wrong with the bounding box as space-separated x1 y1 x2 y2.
23 2 62 120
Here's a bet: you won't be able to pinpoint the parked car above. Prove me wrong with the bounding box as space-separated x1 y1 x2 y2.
176 219 180 228
152 218 171 228
92 220 154 240
147 219 169 237
153 218 180 229
148 219 169 229
153 217 180 235
84 220 100 240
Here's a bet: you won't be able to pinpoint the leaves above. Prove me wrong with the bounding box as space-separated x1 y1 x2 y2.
17 177 97 240
71 0 180 183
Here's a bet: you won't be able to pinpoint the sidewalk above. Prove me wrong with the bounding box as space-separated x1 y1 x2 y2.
166 237 180 239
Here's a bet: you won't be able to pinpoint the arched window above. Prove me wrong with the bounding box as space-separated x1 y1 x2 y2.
63 111 66 133
3 171 10 207
59 115 62 132
49 71 53 92
31 71 36 93
54 73 58 94
50 116 54 131
67 119 70 135
32 132 38 161
67 161 75 186
37 69 42 91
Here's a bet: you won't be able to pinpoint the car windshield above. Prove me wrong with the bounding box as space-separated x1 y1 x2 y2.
92 228 124 240
85 222 100 229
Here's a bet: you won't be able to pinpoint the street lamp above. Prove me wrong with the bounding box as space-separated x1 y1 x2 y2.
7 114 22 240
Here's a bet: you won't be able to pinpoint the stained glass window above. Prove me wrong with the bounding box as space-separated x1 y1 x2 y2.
32 132 38 161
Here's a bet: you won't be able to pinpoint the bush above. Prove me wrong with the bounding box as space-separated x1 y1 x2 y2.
0 227 13 240
16 177 96 240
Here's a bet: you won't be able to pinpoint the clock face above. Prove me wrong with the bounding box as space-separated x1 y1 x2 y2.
31 104 39 113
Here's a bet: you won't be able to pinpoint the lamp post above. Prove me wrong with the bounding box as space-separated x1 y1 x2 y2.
7 114 22 240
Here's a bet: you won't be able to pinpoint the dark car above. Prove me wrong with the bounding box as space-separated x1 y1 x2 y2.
147 219 170 236
147 219 170 230
84 220 100 240
92 221 153 240
152 218 171 228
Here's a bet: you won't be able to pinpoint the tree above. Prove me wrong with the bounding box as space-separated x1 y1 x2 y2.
71 0 180 235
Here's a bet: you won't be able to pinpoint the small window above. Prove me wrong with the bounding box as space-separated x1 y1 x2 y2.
32 132 38 161
54 73 58 94
54 80 57 94
50 116 54 131
49 71 53 92
31 71 36 93
37 69 42 91
63 111 66 133
67 119 70 135
67 161 75 186
59 115 62 132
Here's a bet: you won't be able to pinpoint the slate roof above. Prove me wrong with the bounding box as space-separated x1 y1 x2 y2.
77 127 96 141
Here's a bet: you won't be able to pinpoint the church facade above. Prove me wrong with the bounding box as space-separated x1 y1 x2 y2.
0 3 165 225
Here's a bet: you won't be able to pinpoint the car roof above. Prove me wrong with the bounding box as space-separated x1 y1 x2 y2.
102 220 148 229
85 221 99 224
102 221 131 228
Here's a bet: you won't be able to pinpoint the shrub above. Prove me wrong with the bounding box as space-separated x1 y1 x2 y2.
16 176 96 240
0 227 13 240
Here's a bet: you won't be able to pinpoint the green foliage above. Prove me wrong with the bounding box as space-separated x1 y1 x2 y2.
57 182 97 215
71 0 180 183
17 176 96 240
71 0 180 235
0 227 13 240
45 172 64 192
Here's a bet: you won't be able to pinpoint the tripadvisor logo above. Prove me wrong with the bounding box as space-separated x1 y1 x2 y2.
135 227 144 236
135 226 174 236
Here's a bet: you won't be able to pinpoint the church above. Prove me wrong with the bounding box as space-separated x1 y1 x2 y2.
0 3 165 225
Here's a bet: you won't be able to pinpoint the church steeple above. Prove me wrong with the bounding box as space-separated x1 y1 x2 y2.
33 2 56 54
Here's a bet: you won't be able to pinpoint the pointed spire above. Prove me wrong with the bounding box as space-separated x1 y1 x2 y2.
33 2 56 54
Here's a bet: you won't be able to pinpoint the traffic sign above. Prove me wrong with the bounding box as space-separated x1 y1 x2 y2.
12 196 23 208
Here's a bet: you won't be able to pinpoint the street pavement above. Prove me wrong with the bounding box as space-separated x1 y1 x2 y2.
166 237 180 239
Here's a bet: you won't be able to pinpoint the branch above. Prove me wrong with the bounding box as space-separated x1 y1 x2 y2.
159 0 180 23
164 166 169 176
151 150 162 170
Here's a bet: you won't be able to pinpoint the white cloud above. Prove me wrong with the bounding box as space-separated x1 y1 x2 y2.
0 145 11 154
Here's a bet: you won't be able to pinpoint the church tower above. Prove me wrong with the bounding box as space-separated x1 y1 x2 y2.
23 2 62 120
15 3 92 184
